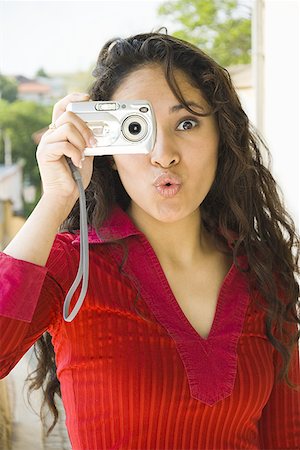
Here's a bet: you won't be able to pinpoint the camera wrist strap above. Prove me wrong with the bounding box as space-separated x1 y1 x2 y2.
63 158 89 321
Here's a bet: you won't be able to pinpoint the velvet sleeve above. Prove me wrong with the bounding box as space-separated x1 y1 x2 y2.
257 321 300 449
0 233 77 378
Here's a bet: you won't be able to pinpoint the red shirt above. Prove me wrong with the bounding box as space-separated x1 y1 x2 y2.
0 205 299 449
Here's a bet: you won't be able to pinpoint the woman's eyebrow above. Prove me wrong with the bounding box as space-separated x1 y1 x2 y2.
169 102 205 114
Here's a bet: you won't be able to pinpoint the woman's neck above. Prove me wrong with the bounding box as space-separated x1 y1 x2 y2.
127 204 215 268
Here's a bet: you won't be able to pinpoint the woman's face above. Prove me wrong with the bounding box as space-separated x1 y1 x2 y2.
111 64 219 224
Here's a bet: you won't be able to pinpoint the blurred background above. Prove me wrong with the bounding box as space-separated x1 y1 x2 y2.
0 0 299 448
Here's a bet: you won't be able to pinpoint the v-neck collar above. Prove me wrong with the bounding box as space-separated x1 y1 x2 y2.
72 205 250 405
106 233 249 405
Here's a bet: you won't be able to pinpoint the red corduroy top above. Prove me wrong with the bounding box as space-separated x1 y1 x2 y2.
0 205 299 450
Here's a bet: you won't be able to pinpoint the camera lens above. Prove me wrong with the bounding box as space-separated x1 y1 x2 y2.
128 122 141 135
122 115 148 142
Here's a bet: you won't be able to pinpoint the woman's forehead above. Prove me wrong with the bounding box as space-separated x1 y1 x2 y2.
112 64 208 107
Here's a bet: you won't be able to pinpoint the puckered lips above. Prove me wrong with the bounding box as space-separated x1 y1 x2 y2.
153 172 182 198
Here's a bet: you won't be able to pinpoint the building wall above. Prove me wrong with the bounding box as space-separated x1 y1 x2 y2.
0 379 12 450
0 200 25 249
263 0 299 227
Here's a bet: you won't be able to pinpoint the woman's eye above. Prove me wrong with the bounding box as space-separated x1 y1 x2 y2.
176 118 199 131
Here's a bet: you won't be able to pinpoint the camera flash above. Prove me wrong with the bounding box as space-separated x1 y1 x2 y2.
95 102 119 111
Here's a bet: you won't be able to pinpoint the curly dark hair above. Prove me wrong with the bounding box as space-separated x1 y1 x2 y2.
25 29 300 436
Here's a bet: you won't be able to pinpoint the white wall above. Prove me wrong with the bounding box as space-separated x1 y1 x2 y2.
263 0 300 228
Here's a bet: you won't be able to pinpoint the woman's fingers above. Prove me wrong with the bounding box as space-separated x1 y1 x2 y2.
40 120 86 168
35 93 95 198
44 106 97 153
38 141 84 169
39 90 97 173
44 119 89 151
50 92 96 146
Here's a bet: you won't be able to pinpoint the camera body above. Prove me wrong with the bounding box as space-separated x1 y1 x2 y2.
66 100 156 156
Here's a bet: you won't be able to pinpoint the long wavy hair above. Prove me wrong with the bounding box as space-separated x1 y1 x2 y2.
26 29 300 435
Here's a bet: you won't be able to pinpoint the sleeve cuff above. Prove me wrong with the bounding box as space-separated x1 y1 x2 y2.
0 252 48 322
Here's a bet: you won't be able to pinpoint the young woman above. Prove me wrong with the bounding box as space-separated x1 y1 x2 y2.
0 31 299 450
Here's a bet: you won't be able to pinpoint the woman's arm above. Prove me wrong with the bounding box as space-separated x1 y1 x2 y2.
3 194 76 266
0 229 76 378
0 257 62 378
3 91 95 266
0 92 94 376
257 323 300 448
0 195 75 376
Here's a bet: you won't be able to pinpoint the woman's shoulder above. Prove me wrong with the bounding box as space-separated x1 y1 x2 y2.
48 228 118 280
45 231 82 286
53 229 80 246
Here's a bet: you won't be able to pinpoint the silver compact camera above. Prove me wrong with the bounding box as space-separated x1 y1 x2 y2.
66 100 156 156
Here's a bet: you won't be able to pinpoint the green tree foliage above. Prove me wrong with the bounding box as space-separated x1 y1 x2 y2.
0 74 18 102
0 99 52 214
157 0 251 66
36 67 50 78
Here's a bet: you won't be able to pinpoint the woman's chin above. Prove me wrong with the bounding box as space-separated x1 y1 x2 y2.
129 200 193 225
152 204 187 224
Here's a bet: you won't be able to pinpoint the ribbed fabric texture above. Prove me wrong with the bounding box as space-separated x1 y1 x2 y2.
0 206 299 450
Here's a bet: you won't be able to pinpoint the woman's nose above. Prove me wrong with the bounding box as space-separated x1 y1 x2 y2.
150 129 180 168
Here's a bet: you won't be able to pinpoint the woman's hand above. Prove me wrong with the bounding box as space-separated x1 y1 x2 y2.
36 92 96 201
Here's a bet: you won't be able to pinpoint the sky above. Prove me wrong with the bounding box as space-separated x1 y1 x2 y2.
0 0 173 78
